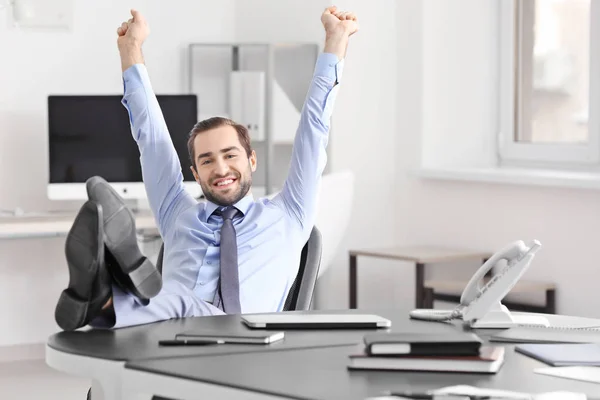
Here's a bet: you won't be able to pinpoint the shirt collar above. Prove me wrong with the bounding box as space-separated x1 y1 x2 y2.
203 193 254 222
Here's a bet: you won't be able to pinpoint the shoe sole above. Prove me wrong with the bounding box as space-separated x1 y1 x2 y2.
55 201 104 331
86 177 162 299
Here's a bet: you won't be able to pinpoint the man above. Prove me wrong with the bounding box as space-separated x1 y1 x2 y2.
54 6 358 331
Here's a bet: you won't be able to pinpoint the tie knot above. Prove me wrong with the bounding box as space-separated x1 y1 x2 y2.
218 206 239 220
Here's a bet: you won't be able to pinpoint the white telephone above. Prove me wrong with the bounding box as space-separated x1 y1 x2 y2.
410 239 550 329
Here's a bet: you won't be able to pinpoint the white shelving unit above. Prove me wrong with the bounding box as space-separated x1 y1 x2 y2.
187 42 325 195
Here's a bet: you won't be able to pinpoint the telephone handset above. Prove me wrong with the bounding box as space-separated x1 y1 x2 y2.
410 239 550 328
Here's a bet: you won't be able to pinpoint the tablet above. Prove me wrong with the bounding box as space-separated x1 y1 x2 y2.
241 314 392 329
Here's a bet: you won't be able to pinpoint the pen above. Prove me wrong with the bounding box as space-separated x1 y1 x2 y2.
158 339 224 346
386 392 491 400
388 393 435 399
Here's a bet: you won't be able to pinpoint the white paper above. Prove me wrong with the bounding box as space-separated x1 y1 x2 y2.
363 396 469 400
534 392 587 400
434 385 586 400
535 366 600 384
434 385 532 399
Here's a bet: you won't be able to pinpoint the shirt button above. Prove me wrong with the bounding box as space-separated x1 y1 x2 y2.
206 261 211 265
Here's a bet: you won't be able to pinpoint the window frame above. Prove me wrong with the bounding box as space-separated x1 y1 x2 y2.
498 0 600 167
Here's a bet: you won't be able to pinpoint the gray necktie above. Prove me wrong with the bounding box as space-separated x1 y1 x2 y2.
215 206 241 314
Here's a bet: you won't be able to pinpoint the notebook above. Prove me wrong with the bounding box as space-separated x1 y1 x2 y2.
515 343 600 367
175 329 284 344
363 332 483 356
348 346 505 374
241 314 391 329
491 326 600 344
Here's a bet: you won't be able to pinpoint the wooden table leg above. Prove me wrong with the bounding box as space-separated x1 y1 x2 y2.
423 287 434 309
415 262 425 308
546 289 556 314
349 254 357 309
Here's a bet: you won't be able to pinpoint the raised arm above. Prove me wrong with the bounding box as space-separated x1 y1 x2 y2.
272 7 358 233
116 10 195 237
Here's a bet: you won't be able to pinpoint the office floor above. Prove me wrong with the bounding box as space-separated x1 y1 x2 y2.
0 358 90 399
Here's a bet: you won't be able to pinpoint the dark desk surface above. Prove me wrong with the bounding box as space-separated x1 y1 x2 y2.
126 344 600 400
49 307 600 398
47 308 463 362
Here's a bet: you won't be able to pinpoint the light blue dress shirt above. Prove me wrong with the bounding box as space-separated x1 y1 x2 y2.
106 53 343 328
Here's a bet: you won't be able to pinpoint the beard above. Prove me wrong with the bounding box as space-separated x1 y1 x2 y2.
200 172 252 207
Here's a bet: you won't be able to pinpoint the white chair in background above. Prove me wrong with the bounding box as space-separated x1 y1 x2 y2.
314 170 354 278
264 170 355 278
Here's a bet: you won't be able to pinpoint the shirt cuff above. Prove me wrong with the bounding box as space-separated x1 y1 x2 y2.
314 52 345 84
122 64 151 93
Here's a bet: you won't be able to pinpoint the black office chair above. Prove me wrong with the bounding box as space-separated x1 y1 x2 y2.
155 226 323 311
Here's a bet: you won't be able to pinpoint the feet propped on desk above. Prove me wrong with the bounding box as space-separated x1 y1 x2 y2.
54 176 163 331
55 201 112 331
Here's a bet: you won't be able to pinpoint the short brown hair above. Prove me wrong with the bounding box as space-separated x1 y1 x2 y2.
187 117 253 169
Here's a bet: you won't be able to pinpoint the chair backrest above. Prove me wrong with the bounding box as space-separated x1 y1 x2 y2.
154 226 322 311
283 226 322 311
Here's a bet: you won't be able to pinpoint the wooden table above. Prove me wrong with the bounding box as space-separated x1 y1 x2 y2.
423 279 556 313
348 246 491 309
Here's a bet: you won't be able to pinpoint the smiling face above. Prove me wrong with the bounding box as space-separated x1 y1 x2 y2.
190 125 257 207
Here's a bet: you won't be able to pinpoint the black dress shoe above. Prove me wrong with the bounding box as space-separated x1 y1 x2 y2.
86 176 162 299
55 201 112 331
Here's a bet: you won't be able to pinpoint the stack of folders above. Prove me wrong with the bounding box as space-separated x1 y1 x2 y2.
347 332 505 374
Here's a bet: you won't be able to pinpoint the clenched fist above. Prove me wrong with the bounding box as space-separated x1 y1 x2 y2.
321 6 359 37
117 9 150 48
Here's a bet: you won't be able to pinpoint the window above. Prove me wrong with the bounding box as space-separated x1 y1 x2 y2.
499 0 600 166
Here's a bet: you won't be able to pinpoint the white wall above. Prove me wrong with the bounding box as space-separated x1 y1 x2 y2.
234 0 406 310
412 0 600 317
0 0 236 347
421 0 498 169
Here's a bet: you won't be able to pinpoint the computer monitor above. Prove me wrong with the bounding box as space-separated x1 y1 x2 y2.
47 94 202 200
